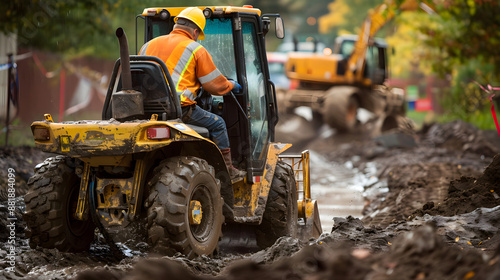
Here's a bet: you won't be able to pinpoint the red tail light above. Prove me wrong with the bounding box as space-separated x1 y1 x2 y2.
147 127 170 140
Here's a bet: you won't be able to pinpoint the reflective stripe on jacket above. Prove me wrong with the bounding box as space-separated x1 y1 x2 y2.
140 29 233 107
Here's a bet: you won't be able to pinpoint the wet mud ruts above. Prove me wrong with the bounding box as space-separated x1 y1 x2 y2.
1 119 500 279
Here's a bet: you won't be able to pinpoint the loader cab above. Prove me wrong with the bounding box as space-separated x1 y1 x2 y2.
136 6 284 182
333 35 388 86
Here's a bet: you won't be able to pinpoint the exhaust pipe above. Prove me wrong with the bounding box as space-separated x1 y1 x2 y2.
111 27 144 121
116 28 132 90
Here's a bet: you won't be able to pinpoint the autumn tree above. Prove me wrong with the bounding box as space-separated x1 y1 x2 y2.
414 0 500 128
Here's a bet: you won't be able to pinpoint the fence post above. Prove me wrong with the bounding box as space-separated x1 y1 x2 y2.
4 54 13 146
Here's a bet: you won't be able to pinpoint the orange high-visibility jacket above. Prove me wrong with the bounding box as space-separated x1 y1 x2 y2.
140 29 234 107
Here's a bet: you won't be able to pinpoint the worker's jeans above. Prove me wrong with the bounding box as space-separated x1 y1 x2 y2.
183 105 230 149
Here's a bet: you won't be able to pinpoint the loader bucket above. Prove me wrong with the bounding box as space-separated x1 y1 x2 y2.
298 199 322 240
280 150 323 240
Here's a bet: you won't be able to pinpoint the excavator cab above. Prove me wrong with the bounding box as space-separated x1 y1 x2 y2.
333 35 388 86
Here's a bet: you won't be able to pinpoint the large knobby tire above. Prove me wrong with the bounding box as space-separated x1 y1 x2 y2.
24 156 95 252
145 156 223 259
322 88 359 132
255 161 298 248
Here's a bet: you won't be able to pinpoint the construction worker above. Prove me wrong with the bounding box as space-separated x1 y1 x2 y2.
139 7 244 179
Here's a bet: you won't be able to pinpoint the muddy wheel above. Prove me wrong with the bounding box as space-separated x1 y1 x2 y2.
381 114 415 132
145 156 223 259
24 156 95 252
255 161 298 248
322 87 359 132
311 110 324 130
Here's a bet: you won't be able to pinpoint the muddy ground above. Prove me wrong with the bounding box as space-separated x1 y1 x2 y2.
1 117 500 279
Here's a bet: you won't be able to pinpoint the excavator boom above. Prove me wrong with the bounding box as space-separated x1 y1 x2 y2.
347 0 434 82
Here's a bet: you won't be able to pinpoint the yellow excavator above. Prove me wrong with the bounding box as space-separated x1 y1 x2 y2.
285 0 434 132
24 6 322 259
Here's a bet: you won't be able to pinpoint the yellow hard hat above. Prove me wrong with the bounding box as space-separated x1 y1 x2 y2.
175 7 206 40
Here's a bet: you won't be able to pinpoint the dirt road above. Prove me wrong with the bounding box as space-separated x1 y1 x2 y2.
1 117 500 279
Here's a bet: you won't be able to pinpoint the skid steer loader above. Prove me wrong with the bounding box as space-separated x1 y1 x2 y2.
24 6 322 259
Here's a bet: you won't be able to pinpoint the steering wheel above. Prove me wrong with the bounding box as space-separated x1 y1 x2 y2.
194 88 213 112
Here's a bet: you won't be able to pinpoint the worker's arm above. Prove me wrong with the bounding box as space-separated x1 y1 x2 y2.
196 48 237 96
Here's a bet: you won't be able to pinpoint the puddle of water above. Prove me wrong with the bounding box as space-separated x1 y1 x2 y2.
309 151 382 233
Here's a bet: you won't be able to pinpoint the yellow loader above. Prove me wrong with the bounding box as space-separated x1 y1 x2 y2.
24 6 322 259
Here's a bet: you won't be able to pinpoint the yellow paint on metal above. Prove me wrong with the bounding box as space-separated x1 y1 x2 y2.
280 150 313 220
304 200 315 219
189 200 203 225
297 200 316 220
96 179 132 208
95 177 134 226
233 143 291 218
302 151 311 200
142 6 261 17
150 114 158 121
31 119 216 156
128 159 146 218
75 162 91 221
60 135 71 152
100 184 122 208
297 200 305 219
44 114 53 122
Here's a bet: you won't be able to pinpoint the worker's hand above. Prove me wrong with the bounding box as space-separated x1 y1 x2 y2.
232 82 242 94
228 79 242 94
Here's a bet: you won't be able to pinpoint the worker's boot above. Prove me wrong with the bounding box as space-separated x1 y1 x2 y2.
221 148 246 180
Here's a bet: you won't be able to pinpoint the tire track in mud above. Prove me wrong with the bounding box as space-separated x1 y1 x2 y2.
361 162 482 228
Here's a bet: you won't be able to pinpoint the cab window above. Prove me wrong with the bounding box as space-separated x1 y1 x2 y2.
242 21 268 162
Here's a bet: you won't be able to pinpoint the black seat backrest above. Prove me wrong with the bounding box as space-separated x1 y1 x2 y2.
102 56 181 121
129 62 178 120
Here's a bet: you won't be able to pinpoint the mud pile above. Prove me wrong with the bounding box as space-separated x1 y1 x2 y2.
416 153 500 217
1 119 500 279
76 226 500 280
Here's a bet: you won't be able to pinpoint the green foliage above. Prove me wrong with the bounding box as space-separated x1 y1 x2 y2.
410 0 500 129
438 59 498 129
406 110 430 129
417 0 500 81
319 0 387 37
1 0 114 56
438 107 497 130
1 0 248 59
1 119 35 147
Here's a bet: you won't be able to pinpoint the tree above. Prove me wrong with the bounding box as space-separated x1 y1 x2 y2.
1 1 114 56
318 0 386 37
412 0 500 128
0 0 248 58
416 0 500 78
